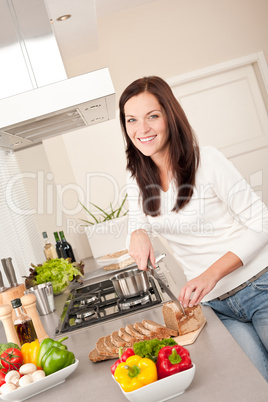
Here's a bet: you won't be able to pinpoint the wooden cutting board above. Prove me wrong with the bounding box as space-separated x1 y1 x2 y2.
172 319 207 346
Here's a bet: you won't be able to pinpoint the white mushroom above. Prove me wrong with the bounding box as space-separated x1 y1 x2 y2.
5 370 20 386
19 363 37 375
31 370 46 382
0 383 18 394
19 374 33 387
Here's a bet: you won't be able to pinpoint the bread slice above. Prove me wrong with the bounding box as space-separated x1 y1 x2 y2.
111 331 132 347
96 336 118 357
89 348 117 362
162 302 205 335
142 319 178 337
133 322 163 339
104 335 121 354
125 324 149 340
118 327 137 344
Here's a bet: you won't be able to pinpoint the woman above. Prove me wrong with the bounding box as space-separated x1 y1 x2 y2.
119 76 268 381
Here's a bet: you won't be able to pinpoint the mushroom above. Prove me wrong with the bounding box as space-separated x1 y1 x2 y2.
31 370 46 382
0 383 18 394
5 370 20 386
19 374 33 387
19 363 37 375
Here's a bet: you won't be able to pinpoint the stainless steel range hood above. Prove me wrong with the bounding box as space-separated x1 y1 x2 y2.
0 69 115 151
0 0 115 151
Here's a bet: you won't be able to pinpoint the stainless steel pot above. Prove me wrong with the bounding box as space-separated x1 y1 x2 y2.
110 268 150 298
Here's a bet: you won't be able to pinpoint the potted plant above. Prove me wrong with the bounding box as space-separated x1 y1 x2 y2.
80 194 129 259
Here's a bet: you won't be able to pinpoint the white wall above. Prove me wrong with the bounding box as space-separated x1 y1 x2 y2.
16 0 268 260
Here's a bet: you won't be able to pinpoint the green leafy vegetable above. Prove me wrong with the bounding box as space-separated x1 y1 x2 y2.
24 258 84 295
0 343 20 369
133 338 178 362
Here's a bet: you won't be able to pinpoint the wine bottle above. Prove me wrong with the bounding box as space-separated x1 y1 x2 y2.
42 231 57 260
59 230 76 262
54 231 64 258
11 298 38 346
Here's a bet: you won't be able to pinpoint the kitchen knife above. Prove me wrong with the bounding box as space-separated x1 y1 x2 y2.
1 259 12 287
0 270 7 292
2 257 18 287
147 259 186 316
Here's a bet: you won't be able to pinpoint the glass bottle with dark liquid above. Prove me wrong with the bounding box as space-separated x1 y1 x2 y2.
59 230 76 262
11 298 38 345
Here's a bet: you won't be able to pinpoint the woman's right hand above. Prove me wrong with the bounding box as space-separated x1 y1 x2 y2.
128 229 155 271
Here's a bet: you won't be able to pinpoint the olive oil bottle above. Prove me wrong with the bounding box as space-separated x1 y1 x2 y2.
42 231 57 260
11 298 38 346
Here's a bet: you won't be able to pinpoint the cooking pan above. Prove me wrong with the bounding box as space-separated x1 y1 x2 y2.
110 253 166 298
110 268 150 298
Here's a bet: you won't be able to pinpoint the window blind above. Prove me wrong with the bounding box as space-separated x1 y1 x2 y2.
0 149 43 285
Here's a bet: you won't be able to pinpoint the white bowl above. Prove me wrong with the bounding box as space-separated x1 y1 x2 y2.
0 359 79 402
114 363 195 402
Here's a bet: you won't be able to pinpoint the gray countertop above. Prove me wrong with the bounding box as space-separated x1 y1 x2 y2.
1 238 267 401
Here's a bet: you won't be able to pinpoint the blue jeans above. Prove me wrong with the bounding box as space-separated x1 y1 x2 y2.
203 271 268 382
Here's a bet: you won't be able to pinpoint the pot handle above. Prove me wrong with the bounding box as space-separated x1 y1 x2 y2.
154 253 166 265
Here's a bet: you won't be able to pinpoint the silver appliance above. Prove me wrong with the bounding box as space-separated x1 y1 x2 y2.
55 260 177 336
0 0 115 151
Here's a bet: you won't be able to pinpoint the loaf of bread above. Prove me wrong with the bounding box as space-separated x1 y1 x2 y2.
162 302 205 336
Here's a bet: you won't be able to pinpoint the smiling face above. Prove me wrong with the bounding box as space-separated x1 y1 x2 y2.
124 92 170 165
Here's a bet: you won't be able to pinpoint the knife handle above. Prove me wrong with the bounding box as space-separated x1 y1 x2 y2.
6 258 18 287
0 271 5 289
1 259 12 287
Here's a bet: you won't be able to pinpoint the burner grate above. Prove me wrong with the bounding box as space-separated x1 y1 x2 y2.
56 277 162 335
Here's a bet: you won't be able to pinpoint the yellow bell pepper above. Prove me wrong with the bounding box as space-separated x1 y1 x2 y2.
114 355 158 392
21 339 40 366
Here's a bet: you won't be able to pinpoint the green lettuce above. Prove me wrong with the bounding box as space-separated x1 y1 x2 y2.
133 338 177 362
24 258 84 295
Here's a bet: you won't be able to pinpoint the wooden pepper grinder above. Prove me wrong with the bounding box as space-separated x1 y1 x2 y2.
21 294 49 342
0 304 21 346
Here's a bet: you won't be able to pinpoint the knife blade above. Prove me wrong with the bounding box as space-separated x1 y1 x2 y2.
147 259 186 316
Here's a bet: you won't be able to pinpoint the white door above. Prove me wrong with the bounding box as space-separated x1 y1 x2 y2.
168 54 268 205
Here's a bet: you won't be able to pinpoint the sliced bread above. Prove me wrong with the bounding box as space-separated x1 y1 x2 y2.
89 348 117 362
111 331 132 347
118 327 137 344
133 322 163 339
104 335 121 354
125 324 149 340
142 319 178 337
96 336 118 357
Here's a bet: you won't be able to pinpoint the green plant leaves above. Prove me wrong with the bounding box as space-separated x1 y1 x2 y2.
79 194 128 226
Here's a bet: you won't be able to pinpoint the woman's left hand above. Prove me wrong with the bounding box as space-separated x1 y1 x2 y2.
178 251 243 307
179 272 218 307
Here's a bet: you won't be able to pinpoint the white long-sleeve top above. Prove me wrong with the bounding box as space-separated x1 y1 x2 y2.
127 146 268 301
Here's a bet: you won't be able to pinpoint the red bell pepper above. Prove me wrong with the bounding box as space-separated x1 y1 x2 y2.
156 345 192 379
110 347 135 375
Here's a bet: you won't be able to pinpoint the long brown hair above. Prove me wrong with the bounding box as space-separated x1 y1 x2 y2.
119 76 200 216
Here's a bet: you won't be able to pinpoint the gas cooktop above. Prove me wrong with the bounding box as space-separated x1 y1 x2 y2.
55 276 163 335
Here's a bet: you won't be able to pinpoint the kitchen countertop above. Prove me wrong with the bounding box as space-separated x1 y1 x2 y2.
0 239 267 401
